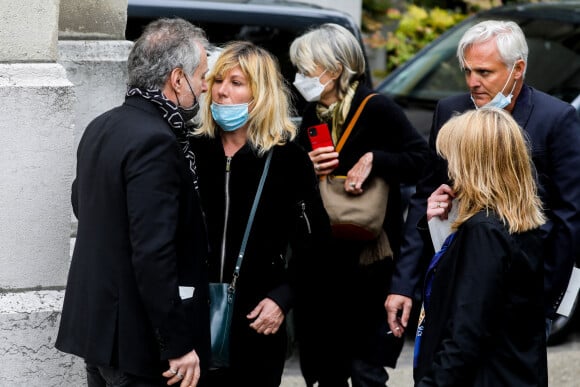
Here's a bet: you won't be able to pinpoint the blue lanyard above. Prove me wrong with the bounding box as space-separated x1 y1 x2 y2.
414 231 456 368
424 232 456 310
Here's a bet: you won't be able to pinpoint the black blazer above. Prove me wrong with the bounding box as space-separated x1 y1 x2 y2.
393 85 580 317
414 211 547 387
56 96 211 377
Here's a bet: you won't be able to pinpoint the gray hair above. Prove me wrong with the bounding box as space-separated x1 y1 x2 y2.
127 18 209 90
457 20 528 77
289 23 366 99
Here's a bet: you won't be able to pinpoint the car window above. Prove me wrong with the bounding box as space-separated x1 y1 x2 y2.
385 24 471 101
524 20 580 103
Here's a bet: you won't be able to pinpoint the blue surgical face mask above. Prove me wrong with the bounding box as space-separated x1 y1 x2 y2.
210 101 250 132
474 63 518 110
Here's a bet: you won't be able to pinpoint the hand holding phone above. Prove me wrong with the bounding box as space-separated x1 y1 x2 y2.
307 123 333 150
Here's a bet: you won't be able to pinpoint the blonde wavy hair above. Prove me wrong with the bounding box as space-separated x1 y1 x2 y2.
195 41 296 155
436 108 545 233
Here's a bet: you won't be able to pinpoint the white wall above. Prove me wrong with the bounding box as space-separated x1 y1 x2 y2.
299 0 362 26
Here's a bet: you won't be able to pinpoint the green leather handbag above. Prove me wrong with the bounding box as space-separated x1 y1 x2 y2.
209 282 235 368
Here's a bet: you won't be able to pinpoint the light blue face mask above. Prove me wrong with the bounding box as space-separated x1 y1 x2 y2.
474 63 518 110
210 101 250 132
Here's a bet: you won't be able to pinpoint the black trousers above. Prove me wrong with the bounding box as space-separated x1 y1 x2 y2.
86 363 166 387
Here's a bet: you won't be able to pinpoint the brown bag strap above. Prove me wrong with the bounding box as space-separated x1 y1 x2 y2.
335 93 378 153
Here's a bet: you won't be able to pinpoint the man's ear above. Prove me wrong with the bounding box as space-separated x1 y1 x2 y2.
514 59 526 80
168 67 184 92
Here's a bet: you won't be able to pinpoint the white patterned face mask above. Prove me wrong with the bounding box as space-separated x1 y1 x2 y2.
293 70 330 102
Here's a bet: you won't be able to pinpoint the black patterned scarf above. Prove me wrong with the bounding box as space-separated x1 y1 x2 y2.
126 86 200 192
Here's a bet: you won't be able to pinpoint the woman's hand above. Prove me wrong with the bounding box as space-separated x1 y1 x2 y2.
345 152 373 195
247 298 285 335
426 184 455 221
309 146 339 176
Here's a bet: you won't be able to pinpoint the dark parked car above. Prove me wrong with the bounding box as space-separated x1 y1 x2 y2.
126 0 372 118
377 2 580 345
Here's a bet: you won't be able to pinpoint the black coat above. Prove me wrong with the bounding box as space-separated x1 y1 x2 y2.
415 211 547 387
394 85 580 318
189 136 332 383
296 85 429 377
56 96 211 378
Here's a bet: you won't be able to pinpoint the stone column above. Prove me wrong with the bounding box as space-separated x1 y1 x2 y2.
58 0 132 149
0 0 132 384
0 0 77 384
59 0 132 384
58 1 132 257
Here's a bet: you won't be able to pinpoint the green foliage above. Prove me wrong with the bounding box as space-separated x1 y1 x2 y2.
360 0 506 79
383 5 467 74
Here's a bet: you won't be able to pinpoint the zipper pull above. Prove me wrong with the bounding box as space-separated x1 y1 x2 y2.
225 156 232 172
300 201 312 234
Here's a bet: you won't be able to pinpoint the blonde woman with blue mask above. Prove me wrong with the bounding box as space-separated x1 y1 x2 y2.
191 41 332 387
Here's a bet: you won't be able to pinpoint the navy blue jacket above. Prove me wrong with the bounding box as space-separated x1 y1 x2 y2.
392 85 580 318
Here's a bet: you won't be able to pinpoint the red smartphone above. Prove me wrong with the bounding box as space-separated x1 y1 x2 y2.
307 123 333 150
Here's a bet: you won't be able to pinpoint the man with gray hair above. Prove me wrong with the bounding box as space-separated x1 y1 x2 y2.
56 18 210 387
386 19 580 353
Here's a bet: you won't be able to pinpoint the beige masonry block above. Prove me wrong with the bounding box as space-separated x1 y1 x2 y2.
0 0 60 62
59 0 128 40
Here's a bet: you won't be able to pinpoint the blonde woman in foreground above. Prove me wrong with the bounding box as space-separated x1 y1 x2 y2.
190 41 332 387
414 107 547 386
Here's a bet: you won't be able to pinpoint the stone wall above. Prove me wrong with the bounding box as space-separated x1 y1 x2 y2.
0 0 130 384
